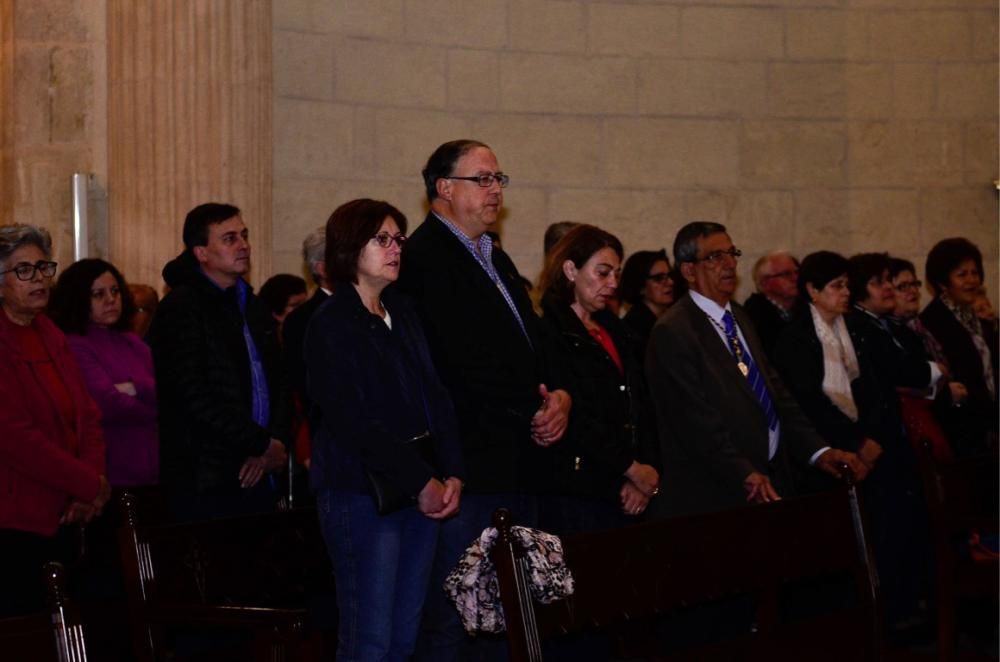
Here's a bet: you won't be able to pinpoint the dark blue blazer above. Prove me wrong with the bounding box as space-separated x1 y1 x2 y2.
305 283 464 496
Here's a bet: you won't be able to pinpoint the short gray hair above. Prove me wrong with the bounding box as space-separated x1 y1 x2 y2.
0 223 53 271
672 221 727 265
301 225 326 281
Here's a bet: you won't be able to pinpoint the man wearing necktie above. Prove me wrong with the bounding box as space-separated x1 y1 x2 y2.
646 221 868 518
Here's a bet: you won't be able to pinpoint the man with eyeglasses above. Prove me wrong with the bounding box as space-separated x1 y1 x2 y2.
744 251 801 359
398 139 572 661
148 203 289 522
646 221 867 522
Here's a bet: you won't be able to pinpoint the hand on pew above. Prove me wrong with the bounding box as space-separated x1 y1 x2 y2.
61 474 112 523
743 471 781 504
814 448 870 482
620 481 650 515
858 438 883 469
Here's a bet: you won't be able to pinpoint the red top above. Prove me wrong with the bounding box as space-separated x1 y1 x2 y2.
10 322 78 453
0 311 105 536
588 324 624 375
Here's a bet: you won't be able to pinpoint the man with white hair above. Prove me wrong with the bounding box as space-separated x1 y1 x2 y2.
744 251 800 358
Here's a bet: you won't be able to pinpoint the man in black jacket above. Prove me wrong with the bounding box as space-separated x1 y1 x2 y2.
149 203 288 521
399 139 571 662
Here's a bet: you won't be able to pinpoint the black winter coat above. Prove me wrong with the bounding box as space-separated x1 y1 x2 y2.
149 252 290 494
540 293 658 501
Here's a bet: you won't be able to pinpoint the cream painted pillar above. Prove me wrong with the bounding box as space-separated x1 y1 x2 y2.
108 0 272 289
0 1 13 227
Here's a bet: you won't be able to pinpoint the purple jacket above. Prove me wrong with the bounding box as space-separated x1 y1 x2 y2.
67 325 159 486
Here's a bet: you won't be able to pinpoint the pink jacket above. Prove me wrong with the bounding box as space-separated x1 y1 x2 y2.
0 312 105 536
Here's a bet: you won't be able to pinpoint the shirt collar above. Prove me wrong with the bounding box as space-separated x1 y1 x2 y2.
690 290 732 323
432 211 493 255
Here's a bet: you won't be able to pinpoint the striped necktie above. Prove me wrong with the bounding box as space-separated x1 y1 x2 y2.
722 311 778 431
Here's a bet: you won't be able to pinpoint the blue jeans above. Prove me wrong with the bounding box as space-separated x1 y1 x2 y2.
414 493 538 662
318 490 440 662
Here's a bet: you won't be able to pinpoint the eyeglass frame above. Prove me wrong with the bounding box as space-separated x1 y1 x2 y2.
894 280 922 292
371 232 407 249
646 273 672 283
0 260 58 281
694 248 742 265
444 173 510 188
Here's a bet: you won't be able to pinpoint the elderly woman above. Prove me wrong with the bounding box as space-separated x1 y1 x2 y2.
49 259 158 487
772 252 882 478
919 238 998 456
0 224 110 616
305 199 464 660
620 249 678 365
536 225 660 536
775 251 931 637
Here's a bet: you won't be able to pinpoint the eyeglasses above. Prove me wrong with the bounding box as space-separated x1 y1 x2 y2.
445 173 510 188
646 273 672 283
0 260 58 281
695 248 742 264
895 280 922 292
371 232 407 249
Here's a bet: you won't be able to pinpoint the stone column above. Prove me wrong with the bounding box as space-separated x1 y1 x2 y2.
107 0 272 289
0 1 12 227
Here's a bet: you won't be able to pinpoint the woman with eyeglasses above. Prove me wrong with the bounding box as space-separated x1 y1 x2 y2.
0 224 111 617
844 252 939 636
919 238 998 456
620 249 682 365
537 225 660 535
49 258 159 488
305 199 464 660
774 251 932 639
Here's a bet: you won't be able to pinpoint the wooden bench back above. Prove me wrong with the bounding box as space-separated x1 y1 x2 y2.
0 562 88 662
494 483 880 661
117 488 334 662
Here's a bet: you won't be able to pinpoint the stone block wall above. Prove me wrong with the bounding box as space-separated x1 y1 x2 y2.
0 0 107 270
272 0 998 301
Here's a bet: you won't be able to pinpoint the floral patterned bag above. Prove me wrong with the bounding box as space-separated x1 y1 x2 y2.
444 525 575 634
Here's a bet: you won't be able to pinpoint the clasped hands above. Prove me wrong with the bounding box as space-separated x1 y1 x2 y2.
61 474 112 525
530 384 571 447
239 438 288 488
621 461 660 516
418 477 463 520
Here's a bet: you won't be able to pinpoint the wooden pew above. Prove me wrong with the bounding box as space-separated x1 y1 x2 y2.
914 445 999 662
116 489 336 662
493 479 880 661
0 562 89 662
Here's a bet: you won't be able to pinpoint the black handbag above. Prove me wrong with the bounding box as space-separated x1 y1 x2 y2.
365 431 437 515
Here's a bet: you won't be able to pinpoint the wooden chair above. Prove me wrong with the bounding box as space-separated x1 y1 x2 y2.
117 488 336 662
0 562 88 662
914 445 999 662
493 477 880 661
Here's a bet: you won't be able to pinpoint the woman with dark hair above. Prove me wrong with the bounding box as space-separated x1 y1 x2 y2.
537 225 660 535
49 258 158 487
776 252 931 637
0 225 110 617
258 273 307 339
620 249 678 364
305 198 464 660
919 238 998 455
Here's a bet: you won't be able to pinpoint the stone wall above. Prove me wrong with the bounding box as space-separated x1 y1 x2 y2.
272 0 998 300
0 0 107 270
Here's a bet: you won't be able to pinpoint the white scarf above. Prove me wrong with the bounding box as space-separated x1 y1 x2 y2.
810 304 861 421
